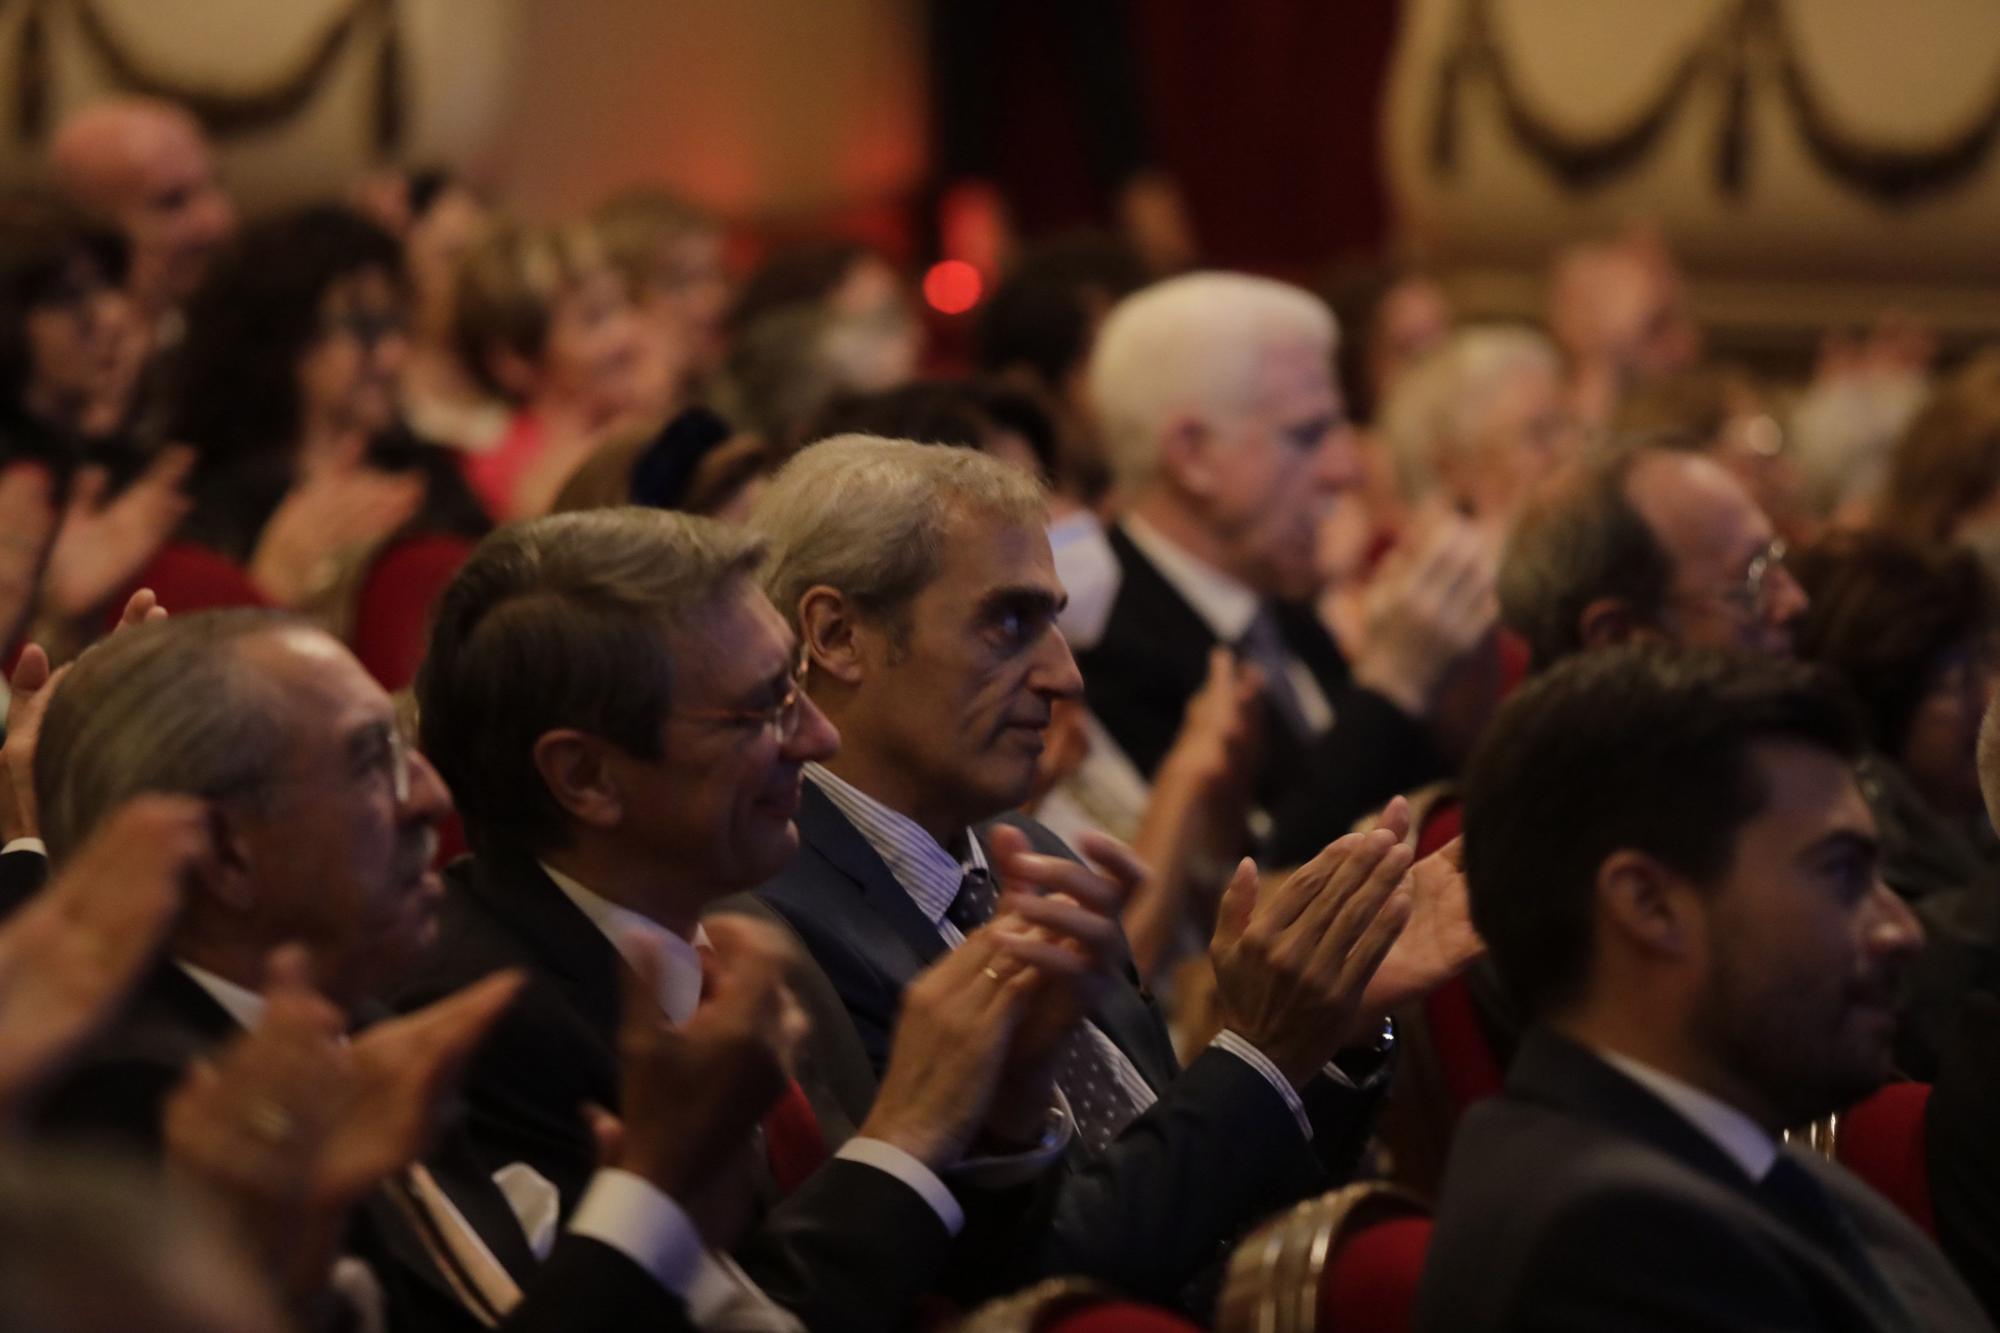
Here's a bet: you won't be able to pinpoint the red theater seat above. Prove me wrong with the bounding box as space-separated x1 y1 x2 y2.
1836 1081 1935 1236
1219 1183 1433 1332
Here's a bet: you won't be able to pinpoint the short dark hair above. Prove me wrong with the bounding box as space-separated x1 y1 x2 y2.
1499 444 1676 670
1463 645 1863 1019
1792 530 1997 756
416 508 765 857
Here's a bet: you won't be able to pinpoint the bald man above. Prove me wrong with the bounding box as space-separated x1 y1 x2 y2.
50 97 235 329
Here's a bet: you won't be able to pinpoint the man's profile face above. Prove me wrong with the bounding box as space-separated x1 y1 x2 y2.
121 117 235 310
1200 339 1360 601
1627 451 1808 657
619 580 839 891
228 628 449 1008
850 505 1081 826
1690 740 1923 1125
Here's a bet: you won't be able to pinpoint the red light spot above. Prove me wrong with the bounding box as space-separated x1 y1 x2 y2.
923 260 983 315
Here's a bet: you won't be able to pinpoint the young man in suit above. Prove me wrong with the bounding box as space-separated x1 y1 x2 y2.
406 506 1122 1331
745 435 1481 1309
1417 645 1991 1331
28 608 799 1333
1076 272 1497 865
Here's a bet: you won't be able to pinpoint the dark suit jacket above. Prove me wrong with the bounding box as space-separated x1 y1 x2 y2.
396 849 959 1333
1928 990 2000 1325
1075 524 1444 866
34 961 693 1333
1417 1028 1992 1332
748 782 1383 1307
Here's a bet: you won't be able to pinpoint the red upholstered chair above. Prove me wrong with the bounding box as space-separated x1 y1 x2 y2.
1218 1183 1434 1333
1834 1081 1936 1236
1425 971 1505 1113
949 1279 1200 1332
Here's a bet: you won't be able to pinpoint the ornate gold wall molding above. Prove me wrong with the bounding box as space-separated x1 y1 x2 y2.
1430 0 2000 204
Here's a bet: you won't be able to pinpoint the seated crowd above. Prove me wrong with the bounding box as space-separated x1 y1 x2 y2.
1 94 1999 1332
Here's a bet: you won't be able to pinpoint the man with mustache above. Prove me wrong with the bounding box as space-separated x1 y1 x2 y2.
1417 646 1989 1331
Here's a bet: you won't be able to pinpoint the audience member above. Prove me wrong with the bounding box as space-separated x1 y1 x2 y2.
1793 531 2000 1076
1545 227 1701 432
1500 442 1808 670
408 506 1124 1329
1378 325 1571 525
452 218 650 520
551 405 768 522
48 97 235 343
594 188 733 398
746 436 1479 1310
1418 646 1986 1331
1878 350 2000 579
29 609 781 1332
1079 272 1494 867
395 170 508 453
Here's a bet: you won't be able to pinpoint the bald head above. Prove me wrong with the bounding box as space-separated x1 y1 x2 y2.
50 98 234 315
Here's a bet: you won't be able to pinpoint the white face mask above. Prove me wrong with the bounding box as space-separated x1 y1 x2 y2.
1048 510 1121 652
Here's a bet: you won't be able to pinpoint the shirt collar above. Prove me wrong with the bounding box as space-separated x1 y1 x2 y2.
539 862 707 1024
804 764 983 928
177 959 268 1030
1122 512 1262 643
1597 1048 1780 1182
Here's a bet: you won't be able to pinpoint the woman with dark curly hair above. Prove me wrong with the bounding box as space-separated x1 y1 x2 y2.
131 206 487 685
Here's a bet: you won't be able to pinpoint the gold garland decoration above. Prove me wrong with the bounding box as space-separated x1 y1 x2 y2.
1430 0 2000 206
14 0 403 152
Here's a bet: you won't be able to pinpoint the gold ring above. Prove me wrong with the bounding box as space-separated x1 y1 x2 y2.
982 965 1005 982
242 1099 296 1145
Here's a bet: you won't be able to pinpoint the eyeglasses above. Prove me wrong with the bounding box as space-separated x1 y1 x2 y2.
210 721 413 806
319 308 408 349
672 650 811 743
1723 538 1789 613
360 724 415 803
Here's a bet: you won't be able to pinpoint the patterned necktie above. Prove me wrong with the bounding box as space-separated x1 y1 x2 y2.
1236 608 1314 739
946 866 1138 1154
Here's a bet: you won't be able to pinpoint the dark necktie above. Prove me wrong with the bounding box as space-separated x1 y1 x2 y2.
946 866 1137 1154
1236 609 1314 739
1758 1155 1916 1329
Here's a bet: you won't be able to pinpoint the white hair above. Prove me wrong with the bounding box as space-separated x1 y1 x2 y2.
1379 324 1559 503
1086 271 1336 493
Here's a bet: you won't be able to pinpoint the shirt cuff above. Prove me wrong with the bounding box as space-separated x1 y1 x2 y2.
835 1137 965 1236
1212 1029 1314 1142
950 1093 1073 1189
1 837 44 858
566 1168 703 1296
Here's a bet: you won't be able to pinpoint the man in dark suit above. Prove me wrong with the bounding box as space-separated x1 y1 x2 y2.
1417 646 1991 1331
1074 272 1498 865
402 507 1119 1331
744 435 1484 1309
26 608 801 1333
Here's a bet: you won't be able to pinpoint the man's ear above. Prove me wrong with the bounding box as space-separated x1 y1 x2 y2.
1154 413 1214 498
202 804 260 914
530 730 625 832
799 585 866 685
1576 597 1663 652
1595 848 1702 963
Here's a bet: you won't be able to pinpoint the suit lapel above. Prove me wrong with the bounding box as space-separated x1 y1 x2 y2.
455 852 623 1045
794 782 952 985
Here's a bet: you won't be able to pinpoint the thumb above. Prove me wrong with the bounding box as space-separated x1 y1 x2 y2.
1211 856 1259 949
582 1102 626 1170
7 642 49 696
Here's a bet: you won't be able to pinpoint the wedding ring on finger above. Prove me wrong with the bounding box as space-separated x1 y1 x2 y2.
242 1098 297 1146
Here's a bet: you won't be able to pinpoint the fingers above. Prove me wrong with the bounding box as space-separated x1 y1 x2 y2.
63 465 109 520
1310 834 1414 980
996 891 1121 961
1335 885 1414 1005
701 913 799 975
1209 856 1258 950
140 445 198 495
1374 794 1412 845
7 643 48 696
1254 832 1360 934
1072 830 1149 898
117 587 162 630
1292 830 1409 947
1000 849 1129 918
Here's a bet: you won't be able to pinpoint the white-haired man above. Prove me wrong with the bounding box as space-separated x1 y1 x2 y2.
1379 325 1573 523
1079 272 1494 865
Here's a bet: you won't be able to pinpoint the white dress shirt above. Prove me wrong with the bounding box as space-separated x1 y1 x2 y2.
1597 1048 1780 1182
175 960 720 1325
